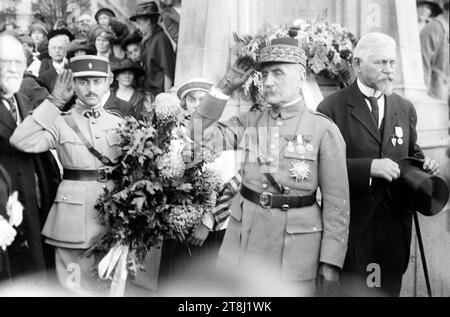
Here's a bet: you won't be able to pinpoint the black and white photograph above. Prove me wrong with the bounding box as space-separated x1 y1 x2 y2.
0 0 449 300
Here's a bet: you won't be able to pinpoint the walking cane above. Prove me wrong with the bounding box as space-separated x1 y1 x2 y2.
412 211 432 297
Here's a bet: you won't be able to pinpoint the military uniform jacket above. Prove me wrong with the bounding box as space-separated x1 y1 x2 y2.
189 94 350 281
10 99 122 249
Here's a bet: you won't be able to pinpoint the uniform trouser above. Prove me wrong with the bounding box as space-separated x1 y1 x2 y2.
55 247 107 296
341 202 411 297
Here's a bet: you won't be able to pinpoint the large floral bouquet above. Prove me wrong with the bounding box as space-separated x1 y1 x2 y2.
85 93 222 294
233 10 357 103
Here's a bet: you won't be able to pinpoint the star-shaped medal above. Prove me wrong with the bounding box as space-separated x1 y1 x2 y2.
289 160 311 182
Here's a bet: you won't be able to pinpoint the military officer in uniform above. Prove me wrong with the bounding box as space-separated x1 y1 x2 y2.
189 38 350 296
10 55 122 295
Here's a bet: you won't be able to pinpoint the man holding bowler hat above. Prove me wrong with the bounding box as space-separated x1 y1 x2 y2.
317 32 439 296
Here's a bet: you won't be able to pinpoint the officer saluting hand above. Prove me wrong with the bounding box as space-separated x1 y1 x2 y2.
10 55 123 296
189 38 350 296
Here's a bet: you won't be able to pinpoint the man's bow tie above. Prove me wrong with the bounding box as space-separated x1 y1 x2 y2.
83 109 101 119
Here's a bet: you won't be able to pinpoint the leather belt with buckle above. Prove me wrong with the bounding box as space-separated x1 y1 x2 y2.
63 168 109 182
240 185 316 211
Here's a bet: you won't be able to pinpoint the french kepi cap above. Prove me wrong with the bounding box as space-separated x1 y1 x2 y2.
177 78 213 101
258 37 307 69
69 55 110 78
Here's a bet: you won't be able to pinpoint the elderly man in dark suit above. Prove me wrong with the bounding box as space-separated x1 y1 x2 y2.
38 33 71 92
317 32 439 296
0 34 60 281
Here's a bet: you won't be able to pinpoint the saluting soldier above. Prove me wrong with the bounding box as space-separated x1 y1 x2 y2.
189 38 350 296
10 55 122 295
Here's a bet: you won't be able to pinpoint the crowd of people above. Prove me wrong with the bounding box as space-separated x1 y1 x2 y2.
0 0 448 297
1 1 177 118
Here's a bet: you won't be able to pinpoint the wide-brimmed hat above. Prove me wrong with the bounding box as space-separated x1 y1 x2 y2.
47 28 74 42
177 78 213 101
417 0 444 16
67 38 96 59
111 59 145 77
129 1 160 22
95 8 116 22
121 30 143 50
69 55 110 78
257 37 307 69
389 157 449 216
29 22 48 36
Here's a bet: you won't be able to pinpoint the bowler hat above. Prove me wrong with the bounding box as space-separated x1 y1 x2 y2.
129 1 160 22
389 157 449 216
67 38 96 60
111 59 145 77
257 37 307 69
47 28 74 42
95 8 116 22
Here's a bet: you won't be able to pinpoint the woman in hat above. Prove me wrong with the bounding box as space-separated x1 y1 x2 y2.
417 0 443 30
27 23 49 77
90 25 121 65
111 59 152 119
158 78 242 292
29 22 47 49
95 8 130 60
177 78 213 114
121 30 143 65
129 1 176 96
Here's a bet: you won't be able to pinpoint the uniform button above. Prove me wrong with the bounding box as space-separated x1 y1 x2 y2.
332 226 337 232
262 183 268 190
62 196 67 201
96 135 100 139
102 185 107 189
343 219 346 224
335 207 339 212
312 227 318 231
270 144 276 150
91 120 96 124
277 121 283 126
